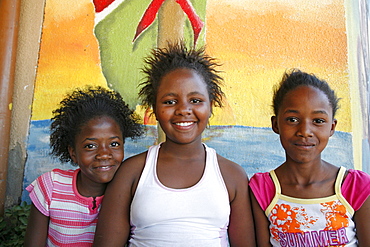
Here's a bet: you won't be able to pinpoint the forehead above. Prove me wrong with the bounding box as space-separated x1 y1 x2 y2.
79 116 121 133
280 85 333 112
158 68 208 92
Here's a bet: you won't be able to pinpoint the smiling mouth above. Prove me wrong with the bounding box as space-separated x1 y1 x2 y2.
295 143 315 148
174 122 194 127
94 165 115 170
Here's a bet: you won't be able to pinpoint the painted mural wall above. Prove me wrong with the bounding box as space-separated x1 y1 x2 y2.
22 0 367 201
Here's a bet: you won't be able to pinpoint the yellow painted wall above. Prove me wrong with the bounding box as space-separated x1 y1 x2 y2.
206 0 351 132
31 0 107 120
32 0 351 134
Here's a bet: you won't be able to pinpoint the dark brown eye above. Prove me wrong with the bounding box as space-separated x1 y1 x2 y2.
191 99 202 103
286 117 298 123
84 144 96 149
111 142 121 147
163 100 176 105
314 119 325 124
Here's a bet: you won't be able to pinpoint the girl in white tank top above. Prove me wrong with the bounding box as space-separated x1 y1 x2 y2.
94 42 256 246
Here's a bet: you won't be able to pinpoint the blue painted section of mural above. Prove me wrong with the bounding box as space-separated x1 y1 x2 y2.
21 120 354 203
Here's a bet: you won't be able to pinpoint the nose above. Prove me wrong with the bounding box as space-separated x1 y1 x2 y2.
95 145 112 160
297 120 313 137
175 102 191 116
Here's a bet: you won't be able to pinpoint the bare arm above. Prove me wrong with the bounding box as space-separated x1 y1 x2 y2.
250 191 272 247
93 153 146 246
354 196 370 246
24 203 49 246
218 156 256 247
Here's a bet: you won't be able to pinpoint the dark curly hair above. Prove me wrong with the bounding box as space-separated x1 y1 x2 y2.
138 42 225 110
272 69 340 117
50 86 143 164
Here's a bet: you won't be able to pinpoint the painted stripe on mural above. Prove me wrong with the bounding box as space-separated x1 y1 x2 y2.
93 0 127 24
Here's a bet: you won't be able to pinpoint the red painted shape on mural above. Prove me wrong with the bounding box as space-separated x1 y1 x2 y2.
133 0 166 41
133 0 204 45
176 0 204 45
93 0 115 13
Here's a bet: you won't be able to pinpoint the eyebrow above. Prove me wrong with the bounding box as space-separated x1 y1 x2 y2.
188 91 206 97
159 91 206 99
83 136 122 142
312 110 329 115
159 92 177 99
283 109 329 115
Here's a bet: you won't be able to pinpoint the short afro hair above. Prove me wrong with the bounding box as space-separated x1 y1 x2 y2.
50 86 143 164
138 42 225 110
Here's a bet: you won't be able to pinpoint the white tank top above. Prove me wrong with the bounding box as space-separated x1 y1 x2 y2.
129 144 230 247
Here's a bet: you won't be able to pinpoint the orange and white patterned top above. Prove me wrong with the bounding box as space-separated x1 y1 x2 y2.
250 166 370 247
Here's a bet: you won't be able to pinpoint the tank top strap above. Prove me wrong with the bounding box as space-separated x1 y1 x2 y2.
334 166 346 194
269 170 281 194
136 144 161 189
269 167 347 195
203 143 216 173
335 166 355 215
265 170 281 216
266 168 352 216
203 143 227 191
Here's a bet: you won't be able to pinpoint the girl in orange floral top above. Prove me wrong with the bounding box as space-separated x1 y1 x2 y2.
250 69 370 247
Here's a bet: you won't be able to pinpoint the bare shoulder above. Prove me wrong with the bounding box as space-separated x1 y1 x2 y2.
217 154 248 180
110 151 148 196
121 151 147 173
216 154 249 202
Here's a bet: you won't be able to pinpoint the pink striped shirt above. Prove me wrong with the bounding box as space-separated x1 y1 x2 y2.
26 169 103 246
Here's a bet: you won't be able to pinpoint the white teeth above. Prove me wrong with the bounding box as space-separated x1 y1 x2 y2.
175 122 193 126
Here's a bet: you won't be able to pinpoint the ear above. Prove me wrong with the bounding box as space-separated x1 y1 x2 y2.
68 146 77 164
151 106 158 121
271 116 279 134
329 119 337 137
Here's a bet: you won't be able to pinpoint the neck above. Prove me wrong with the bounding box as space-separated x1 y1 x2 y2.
77 171 106 198
278 159 336 184
160 139 204 157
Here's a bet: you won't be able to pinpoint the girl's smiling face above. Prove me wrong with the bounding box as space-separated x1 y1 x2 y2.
68 116 124 189
154 68 212 145
272 85 337 165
